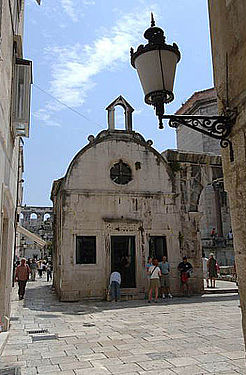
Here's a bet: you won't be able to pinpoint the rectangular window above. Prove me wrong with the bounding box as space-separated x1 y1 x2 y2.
12 58 32 137
149 236 167 262
76 236 96 264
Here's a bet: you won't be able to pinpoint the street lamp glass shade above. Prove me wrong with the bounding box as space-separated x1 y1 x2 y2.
134 48 179 105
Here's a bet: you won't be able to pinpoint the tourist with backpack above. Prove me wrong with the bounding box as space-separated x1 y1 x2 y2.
148 258 161 303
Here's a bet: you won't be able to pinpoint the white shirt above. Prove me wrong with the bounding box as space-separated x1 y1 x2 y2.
149 265 161 279
110 272 121 285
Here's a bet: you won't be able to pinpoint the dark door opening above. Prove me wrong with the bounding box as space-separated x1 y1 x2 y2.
111 236 136 288
149 236 167 262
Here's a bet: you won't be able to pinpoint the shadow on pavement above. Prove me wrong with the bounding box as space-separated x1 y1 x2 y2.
18 282 240 318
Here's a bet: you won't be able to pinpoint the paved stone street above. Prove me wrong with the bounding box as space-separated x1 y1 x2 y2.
0 279 245 375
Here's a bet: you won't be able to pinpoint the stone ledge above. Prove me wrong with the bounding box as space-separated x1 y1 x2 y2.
0 332 9 356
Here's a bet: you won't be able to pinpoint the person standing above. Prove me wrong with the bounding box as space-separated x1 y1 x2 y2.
46 263 52 282
15 258 30 300
145 256 152 297
42 261 47 276
227 228 233 240
159 256 172 299
202 252 209 288
207 253 218 288
148 258 161 303
109 270 121 302
146 256 153 274
37 260 43 278
178 256 193 296
30 259 37 281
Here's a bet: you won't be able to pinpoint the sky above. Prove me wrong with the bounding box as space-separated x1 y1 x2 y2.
23 0 213 206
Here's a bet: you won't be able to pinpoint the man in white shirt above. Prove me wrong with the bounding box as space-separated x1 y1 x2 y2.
148 258 161 303
109 270 121 302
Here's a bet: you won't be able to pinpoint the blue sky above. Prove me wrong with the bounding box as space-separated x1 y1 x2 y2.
23 0 213 206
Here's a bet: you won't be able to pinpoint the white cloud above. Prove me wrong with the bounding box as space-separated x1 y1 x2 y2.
39 5 158 126
61 0 78 22
82 0 95 5
33 109 61 127
51 7 157 105
61 0 95 21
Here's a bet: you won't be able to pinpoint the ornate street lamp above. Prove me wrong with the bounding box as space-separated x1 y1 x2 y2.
130 14 237 161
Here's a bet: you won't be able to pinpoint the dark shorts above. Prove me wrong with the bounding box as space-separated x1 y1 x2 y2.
160 274 170 287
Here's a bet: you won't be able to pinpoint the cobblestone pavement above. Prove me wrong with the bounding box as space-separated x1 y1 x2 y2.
0 279 245 375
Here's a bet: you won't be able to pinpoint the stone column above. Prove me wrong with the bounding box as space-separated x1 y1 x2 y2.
107 108 115 130
180 212 203 295
208 0 246 348
212 182 223 237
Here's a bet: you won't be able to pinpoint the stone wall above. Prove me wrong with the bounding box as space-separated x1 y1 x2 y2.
176 89 221 155
0 0 25 331
208 0 246 347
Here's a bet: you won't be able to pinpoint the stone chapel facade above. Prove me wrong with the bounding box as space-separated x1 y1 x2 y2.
51 96 223 301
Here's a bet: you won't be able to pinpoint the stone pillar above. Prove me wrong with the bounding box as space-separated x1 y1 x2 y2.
107 108 115 130
180 212 203 295
125 108 133 131
208 0 246 348
212 183 223 237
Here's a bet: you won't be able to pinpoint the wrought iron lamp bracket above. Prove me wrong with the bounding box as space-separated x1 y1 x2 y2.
161 108 237 162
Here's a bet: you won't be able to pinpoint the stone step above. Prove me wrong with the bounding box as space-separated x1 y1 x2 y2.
204 288 238 294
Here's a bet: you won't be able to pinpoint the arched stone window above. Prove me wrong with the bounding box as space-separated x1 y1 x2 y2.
30 213 37 220
44 213 51 222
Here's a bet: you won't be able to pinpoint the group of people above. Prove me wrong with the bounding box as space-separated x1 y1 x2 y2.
29 259 52 281
146 255 193 302
15 258 53 300
109 255 194 302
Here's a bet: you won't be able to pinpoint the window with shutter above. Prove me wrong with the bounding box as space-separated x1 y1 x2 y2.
12 58 32 137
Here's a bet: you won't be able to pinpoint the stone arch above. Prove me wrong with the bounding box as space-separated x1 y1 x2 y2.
44 213 51 221
106 95 134 131
30 213 37 220
114 105 126 130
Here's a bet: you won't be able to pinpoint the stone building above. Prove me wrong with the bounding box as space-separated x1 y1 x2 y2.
16 224 46 260
208 0 246 347
19 206 53 259
175 88 234 265
51 96 225 301
0 0 36 330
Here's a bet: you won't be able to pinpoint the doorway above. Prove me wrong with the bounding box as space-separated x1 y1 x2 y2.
149 236 167 261
111 236 136 288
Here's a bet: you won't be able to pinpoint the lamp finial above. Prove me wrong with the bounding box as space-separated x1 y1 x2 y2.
151 12 155 27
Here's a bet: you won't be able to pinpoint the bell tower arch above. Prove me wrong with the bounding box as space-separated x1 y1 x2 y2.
106 95 134 131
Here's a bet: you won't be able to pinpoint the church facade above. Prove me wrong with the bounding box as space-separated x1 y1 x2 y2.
51 96 222 301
